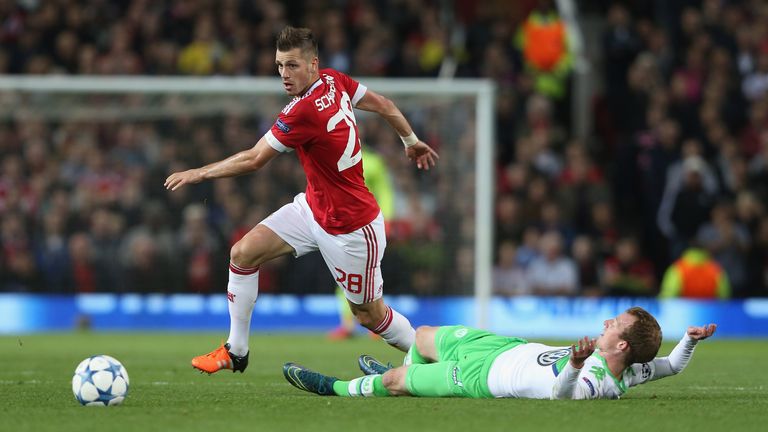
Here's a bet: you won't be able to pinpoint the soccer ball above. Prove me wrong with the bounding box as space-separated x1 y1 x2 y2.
72 355 130 406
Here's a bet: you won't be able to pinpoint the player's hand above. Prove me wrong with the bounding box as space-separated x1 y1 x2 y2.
405 141 439 170
569 336 596 369
687 323 717 340
164 168 204 191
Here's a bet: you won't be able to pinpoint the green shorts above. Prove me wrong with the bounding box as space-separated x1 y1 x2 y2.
405 326 527 398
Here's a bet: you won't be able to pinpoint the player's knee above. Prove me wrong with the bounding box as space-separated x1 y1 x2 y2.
230 240 261 268
350 300 387 330
415 326 436 352
352 309 377 329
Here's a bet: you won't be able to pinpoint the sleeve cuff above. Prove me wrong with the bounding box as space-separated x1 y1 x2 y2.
265 130 292 153
352 84 367 106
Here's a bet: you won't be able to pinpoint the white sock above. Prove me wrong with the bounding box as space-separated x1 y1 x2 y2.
226 262 259 357
346 375 381 397
373 306 415 352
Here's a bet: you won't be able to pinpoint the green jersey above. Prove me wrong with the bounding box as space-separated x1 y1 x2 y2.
486 334 700 399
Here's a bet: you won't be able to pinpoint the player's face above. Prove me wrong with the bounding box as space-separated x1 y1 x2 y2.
275 48 319 96
596 312 637 353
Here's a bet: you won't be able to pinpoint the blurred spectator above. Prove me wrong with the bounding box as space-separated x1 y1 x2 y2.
603 236 656 297
33 209 70 292
556 142 608 232
89 208 126 292
177 17 229 75
586 200 618 259
659 247 730 299
536 200 574 247
526 231 578 296
98 23 142 74
748 132 768 199
602 3 642 133
696 200 750 296
123 232 176 293
746 216 768 297
520 174 552 226
735 191 764 234
515 0 572 100
657 154 718 257
571 235 601 296
496 193 524 243
177 204 226 294
123 200 177 264
67 233 98 293
493 240 529 296
1 212 41 291
742 51 768 102
515 226 541 269
739 102 768 159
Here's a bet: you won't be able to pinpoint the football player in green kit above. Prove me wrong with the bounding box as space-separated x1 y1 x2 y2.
284 307 717 400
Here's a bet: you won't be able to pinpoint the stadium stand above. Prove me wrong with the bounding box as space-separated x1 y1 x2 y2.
0 0 766 298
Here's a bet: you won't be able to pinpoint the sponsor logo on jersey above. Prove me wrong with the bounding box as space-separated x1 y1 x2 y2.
589 366 607 381
454 328 468 338
451 366 464 387
641 363 652 380
275 119 291 133
537 348 571 366
582 377 596 397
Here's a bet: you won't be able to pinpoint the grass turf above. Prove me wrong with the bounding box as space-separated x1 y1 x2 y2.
2 332 767 432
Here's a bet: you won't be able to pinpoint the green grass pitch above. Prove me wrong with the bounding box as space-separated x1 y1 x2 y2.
2 332 767 432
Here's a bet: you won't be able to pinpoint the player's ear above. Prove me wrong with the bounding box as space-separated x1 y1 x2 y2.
617 340 630 354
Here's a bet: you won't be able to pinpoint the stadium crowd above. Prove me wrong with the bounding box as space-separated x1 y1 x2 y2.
0 0 766 298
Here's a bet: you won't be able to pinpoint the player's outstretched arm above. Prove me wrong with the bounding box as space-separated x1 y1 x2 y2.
643 323 717 381
165 137 280 191
355 90 438 170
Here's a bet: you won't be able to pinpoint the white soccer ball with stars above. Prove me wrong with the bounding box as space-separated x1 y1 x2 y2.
72 355 130 406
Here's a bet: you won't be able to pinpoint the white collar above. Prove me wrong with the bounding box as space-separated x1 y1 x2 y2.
300 78 323 97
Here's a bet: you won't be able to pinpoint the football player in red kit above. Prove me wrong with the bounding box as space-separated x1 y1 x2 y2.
165 26 438 374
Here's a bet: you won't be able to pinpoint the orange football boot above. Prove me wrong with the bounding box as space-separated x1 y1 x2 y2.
191 343 249 374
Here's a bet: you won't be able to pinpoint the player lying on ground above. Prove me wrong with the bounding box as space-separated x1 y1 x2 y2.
283 306 717 399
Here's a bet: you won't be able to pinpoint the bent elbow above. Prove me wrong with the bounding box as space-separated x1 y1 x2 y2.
383 97 398 116
367 94 397 116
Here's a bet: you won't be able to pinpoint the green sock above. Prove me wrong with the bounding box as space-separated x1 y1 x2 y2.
405 344 428 365
333 375 390 397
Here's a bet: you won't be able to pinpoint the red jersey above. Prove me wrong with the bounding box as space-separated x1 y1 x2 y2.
264 68 380 234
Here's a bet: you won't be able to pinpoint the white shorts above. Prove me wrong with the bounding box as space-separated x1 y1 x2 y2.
260 193 386 304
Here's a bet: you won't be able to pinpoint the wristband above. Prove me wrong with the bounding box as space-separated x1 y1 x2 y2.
400 131 419 148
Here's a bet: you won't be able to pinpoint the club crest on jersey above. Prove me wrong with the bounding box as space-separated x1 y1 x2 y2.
537 348 571 366
275 119 291 133
641 363 652 379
